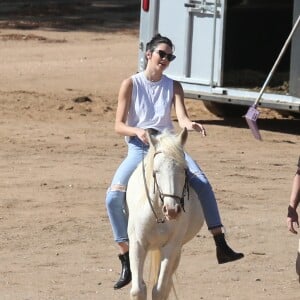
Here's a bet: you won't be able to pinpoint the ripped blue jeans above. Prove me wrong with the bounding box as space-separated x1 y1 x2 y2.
105 136 222 243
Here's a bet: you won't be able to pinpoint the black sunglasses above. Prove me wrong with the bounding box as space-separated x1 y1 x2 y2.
154 50 176 62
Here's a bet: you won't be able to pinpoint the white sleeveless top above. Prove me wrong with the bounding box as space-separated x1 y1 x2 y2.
127 72 174 134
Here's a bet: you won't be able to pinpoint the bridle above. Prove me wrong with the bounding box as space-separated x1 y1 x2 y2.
142 150 189 223
153 151 189 211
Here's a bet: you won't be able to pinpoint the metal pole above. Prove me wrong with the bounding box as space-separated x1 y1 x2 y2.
253 14 300 107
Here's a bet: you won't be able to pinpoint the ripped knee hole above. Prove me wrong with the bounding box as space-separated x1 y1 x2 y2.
110 184 126 192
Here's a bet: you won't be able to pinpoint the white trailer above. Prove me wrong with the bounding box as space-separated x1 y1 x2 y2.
137 0 300 117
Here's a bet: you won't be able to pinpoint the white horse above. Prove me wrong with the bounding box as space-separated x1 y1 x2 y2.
127 128 204 300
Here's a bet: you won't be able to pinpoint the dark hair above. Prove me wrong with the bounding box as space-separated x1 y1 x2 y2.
146 33 174 53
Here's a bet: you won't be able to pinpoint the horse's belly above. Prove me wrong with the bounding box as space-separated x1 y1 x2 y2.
182 191 204 244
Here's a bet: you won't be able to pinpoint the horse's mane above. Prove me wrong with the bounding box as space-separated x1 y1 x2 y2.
157 131 186 166
144 131 186 177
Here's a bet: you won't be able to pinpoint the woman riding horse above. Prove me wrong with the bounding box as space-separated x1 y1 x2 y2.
105 33 244 290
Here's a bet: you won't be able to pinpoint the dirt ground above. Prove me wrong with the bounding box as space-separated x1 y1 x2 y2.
1 2 300 300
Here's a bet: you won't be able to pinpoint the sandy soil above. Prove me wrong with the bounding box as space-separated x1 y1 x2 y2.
1 3 300 300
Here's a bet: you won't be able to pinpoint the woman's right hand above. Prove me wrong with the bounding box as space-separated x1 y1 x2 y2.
135 128 149 145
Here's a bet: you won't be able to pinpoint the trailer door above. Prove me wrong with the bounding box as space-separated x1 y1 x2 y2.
157 0 225 87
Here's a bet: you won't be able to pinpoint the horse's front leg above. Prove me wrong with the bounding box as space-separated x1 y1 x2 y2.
129 237 147 300
152 245 181 300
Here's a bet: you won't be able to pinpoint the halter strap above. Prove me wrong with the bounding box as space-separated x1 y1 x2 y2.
142 147 189 223
153 169 189 212
142 148 166 223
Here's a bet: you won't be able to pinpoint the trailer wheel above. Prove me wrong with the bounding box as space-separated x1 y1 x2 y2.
203 102 248 118
277 110 300 119
289 112 300 119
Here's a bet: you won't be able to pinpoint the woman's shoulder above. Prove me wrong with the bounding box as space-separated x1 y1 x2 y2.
162 74 173 82
121 76 134 87
163 74 180 86
118 76 134 95
129 72 145 85
131 72 143 80
172 79 183 90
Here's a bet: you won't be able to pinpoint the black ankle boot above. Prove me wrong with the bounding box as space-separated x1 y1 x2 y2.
213 233 244 264
114 251 132 289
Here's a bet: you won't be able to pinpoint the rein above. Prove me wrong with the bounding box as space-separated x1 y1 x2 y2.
153 168 189 212
142 148 189 223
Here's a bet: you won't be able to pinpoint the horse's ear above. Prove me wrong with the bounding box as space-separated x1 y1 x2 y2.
146 129 159 148
178 127 188 146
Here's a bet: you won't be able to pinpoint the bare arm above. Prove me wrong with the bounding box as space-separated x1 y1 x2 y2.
287 170 300 234
114 77 149 144
173 80 206 136
290 173 300 209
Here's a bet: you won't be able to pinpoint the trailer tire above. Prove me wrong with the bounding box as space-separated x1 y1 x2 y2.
203 102 248 118
277 110 300 119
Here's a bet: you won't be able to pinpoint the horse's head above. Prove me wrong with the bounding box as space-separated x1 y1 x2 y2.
147 128 188 221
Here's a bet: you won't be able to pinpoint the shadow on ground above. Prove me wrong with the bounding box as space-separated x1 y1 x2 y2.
0 0 140 32
196 117 300 137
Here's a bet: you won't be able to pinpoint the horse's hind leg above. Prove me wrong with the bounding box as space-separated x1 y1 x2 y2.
152 246 181 300
129 239 147 300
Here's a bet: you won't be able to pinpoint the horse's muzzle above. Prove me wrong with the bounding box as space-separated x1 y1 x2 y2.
162 204 181 220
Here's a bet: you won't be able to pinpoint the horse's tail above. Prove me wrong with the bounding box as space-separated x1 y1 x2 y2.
149 249 178 299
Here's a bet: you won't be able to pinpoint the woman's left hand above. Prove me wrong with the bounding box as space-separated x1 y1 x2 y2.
190 122 206 136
